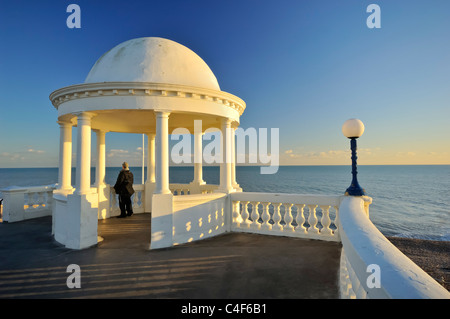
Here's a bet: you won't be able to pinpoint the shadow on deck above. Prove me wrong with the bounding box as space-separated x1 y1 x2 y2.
0 214 341 299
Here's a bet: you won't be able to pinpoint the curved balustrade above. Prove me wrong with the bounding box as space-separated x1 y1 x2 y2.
170 184 191 196
2 182 449 299
170 183 219 195
109 183 219 216
230 192 341 242
338 196 450 299
109 184 144 216
1 185 56 222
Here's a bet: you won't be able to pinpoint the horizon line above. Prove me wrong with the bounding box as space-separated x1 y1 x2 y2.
1 164 449 169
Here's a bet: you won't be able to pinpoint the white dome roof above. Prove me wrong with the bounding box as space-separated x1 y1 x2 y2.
84 37 220 91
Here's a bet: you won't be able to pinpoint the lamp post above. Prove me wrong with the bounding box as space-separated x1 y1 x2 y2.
342 118 366 196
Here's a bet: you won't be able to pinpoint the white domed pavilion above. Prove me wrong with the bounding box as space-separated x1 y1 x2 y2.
50 37 245 249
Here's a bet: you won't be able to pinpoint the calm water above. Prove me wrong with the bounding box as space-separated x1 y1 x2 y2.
0 165 449 241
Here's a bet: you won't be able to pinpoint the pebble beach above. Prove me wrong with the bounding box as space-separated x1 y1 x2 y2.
388 237 450 291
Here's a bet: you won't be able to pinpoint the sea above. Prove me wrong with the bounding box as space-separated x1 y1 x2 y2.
0 165 449 242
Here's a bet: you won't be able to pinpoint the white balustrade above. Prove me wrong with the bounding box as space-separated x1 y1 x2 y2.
169 183 219 195
338 196 450 299
109 184 145 216
231 192 341 242
1 185 56 222
3 180 448 299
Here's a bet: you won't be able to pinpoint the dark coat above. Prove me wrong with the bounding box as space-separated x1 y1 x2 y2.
113 169 135 196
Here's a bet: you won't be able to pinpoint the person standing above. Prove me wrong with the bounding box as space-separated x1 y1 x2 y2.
113 162 135 218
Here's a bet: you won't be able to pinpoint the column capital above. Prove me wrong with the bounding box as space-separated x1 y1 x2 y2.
154 110 171 118
92 128 108 134
221 117 232 126
57 120 73 127
74 111 96 121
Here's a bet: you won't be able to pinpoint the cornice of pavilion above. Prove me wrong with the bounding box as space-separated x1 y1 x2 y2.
50 81 246 116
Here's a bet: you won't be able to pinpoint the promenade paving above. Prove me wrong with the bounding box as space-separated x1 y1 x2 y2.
0 214 341 299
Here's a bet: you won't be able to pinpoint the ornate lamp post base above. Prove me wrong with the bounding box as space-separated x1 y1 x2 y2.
344 136 366 197
345 184 366 196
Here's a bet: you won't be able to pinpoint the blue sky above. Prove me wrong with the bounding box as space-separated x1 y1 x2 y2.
1 0 449 167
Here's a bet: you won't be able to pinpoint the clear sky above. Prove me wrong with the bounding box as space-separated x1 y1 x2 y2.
0 0 449 168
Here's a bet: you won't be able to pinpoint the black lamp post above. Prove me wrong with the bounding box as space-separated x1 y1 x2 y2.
342 119 366 196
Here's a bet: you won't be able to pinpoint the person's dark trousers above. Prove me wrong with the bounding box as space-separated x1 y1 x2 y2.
118 194 133 217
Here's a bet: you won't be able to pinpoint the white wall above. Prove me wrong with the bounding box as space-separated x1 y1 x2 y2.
172 193 228 246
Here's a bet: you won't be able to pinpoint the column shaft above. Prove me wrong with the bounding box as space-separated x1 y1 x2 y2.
75 112 94 194
95 130 106 187
231 127 237 186
147 133 156 183
193 129 205 184
219 118 233 192
155 111 171 194
58 121 73 190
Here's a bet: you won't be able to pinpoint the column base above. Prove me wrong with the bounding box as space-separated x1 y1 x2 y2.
233 183 243 192
215 187 237 194
54 192 99 250
144 181 156 213
150 193 174 249
53 187 75 197
97 184 110 219
188 180 206 194
75 187 97 196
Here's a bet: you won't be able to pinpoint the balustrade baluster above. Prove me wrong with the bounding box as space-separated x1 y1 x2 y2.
294 204 307 234
46 191 53 207
333 206 339 236
260 202 272 231
250 201 260 230
320 205 333 235
23 193 29 210
272 203 283 231
283 203 294 232
232 201 241 226
110 189 117 214
132 192 139 208
28 192 37 209
37 192 44 208
241 201 250 228
308 204 319 234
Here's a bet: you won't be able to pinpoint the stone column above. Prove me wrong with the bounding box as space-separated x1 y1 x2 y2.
147 133 156 184
59 111 98 250
219 118 234 193
57 120 73 191
231 126 242 191
154 111 171 195
144 133 156 212
75 112 95 195
95 129 110 219
193 129 205 185
95 130 106 187
151 111 174 250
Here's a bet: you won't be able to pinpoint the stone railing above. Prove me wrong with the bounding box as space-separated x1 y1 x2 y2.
338 196 450 299
230 192 342 242
2 182 448 298
170 183 219 195
170 184 191 196
0 185 56 222
109 184 145 216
